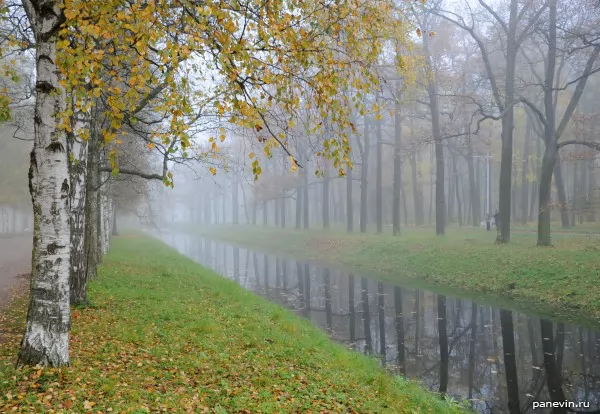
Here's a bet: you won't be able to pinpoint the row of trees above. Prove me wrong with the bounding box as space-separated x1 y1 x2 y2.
176 0 600 245
3 0 600 368
0 0 410 367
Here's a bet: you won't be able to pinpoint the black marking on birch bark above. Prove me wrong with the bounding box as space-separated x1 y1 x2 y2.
50 201 58 215
61 178 69 194
34 114 41 125
28 150 36 202
46 242 65 255
35 80 55 94
47 141 65 153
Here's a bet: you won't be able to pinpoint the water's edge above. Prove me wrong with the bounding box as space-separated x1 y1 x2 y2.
160 232 600 414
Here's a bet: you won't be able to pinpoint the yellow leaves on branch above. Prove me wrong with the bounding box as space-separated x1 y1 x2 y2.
52 0 412 181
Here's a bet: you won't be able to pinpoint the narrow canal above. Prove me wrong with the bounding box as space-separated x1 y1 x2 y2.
160 232 600 413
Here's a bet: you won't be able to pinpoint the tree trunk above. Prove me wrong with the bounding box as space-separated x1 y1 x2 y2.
467 303 477 399
454 157 463 227
511 163 518 222
295 187 302 229
360 116 370 233
394 286 405 375
401 180 408 226
447 160 454 223
437 294 448 394
346 159 354 232
422 31 445 235
521 116 532 225
529 134 541 221
361 277 372 354
375 93 383 234
538 0 557 246
84 127 99 284
323 165 330 229
280 194 286 228
588 152 597 222
496 0 519 244
303 156 309 229
572 156 578 226
429 148 434 225
68 99 90 306
348 274 355 342
540 319 567 413
411 151 423 226
324 269 332 330
377 282 385 363
553 158 569 227
232 172 239 224
500 309 520 414
112 202 118 236
393 82 402 236
466 136 480 227
19 0 71 367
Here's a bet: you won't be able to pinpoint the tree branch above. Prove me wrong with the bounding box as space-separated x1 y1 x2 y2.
100 167 165 181
557 140 600 151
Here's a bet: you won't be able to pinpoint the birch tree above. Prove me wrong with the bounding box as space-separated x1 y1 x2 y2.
2 0 402 366
17 0 71 367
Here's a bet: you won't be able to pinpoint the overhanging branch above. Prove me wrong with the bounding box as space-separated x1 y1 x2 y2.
557 140 600 151
100 166 165 181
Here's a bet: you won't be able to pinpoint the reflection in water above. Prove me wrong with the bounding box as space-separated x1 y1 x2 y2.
500 309 520 414
164 234 600 414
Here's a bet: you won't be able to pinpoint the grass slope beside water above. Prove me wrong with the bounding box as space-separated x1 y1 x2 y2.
195 225 600 325
0 235 463 413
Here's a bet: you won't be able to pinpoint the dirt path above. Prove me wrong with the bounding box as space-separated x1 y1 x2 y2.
0 234 32 310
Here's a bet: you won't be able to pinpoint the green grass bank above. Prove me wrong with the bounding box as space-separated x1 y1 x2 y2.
0 235 464 413
194 225 600 325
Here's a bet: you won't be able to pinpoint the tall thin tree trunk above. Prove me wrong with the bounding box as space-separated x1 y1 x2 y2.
454 157 463 226
323 165 330 229
361 277 372 354
375 92 383 234
422 31 445 235
496 0 519 243
346 160 354 232
69 98 90 305
19 0 71 367
538 0 558 246
540 319 567 413
393 82 402 236
521 116 532 225
500 309 520 414
554 158 569 227
411 150 423 226
303 156 309 229
360 116 370 233
394 286 405 375
437 295 448 394
112 201 118 236
295 187 302 229
530 135 541 221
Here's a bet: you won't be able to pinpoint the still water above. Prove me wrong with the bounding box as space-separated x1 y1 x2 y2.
160 232 600 413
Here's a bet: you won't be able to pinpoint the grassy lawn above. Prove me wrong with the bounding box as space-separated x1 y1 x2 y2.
0 235 464 413
194 225 600 325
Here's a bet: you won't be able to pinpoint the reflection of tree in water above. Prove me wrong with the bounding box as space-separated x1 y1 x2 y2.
178 237 600 414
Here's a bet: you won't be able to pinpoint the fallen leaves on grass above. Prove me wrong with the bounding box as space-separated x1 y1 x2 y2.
0 237 463 413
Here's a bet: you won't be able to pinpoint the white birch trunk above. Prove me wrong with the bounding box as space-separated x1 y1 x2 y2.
96 173 104 263
18 0 71 367
68 102 89 305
